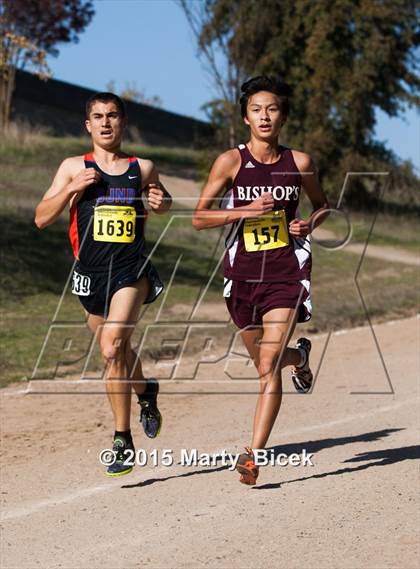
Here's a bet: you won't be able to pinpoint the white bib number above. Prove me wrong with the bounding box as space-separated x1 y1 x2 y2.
72 271 91 296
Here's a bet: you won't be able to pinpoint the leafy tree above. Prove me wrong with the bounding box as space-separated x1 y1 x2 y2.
182 0 419 204
179 0 260 146
0 0 94 130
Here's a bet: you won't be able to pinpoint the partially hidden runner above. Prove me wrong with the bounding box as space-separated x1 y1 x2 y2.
193 76 329 485
35 92 172 476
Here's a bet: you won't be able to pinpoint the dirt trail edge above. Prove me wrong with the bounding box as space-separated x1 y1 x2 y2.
160 174 420 266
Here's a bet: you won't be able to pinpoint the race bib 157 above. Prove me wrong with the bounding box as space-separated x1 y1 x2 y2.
243 209 289 252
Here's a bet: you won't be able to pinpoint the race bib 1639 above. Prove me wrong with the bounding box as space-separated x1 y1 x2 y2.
93 205 136 243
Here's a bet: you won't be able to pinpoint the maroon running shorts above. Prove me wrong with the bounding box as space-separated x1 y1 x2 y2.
223 278 312 329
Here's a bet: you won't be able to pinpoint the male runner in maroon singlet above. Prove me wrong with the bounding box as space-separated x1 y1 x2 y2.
35 92 172 476
193 76 329 485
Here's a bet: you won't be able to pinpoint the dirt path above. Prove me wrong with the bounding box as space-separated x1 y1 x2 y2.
312 226 420 266
160 174 201 209
1 315 419 568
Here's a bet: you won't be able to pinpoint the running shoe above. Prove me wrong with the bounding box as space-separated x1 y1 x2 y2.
106 436 135 477
137 378 162 438
236 447 259 485
291 337 313 393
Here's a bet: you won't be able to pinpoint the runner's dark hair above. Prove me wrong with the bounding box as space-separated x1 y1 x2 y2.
239 76 291 118
85 92 126 118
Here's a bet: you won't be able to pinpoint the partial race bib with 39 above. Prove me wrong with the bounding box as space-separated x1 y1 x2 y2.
71 271 91 296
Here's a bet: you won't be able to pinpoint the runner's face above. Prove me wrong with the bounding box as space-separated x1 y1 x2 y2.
244 92 285 140
85 102 127 148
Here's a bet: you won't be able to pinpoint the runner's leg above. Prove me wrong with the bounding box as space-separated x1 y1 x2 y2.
250 307 297 449
241 315 305 445
99 277 149 431
86 311 146 398
240 328 263 437
86 312 105 342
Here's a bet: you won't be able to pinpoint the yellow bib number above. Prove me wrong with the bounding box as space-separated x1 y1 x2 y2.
93 205 136 243
243 210 289 252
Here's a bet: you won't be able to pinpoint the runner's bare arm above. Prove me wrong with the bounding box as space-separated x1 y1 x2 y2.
139 159 172 214
192 150 274 230
289 151 330 238
34 156 100 229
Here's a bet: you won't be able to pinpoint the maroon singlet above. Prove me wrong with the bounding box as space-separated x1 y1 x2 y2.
222 144 311 282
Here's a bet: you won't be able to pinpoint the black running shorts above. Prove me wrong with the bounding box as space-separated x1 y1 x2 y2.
71 257 163 317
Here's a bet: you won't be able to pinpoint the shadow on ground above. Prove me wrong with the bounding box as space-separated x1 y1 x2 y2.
121 428 413 490
255 440 419 490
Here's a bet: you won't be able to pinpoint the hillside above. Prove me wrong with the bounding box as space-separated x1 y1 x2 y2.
0 134 418 386
12 70 213 147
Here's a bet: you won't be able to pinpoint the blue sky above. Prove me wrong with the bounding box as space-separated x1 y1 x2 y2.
47 0 419 167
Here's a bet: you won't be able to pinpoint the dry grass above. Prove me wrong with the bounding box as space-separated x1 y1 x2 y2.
0 133 418 386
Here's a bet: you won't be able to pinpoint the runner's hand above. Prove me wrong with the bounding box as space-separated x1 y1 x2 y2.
245 193 274 217
146 183 165 210
289 218 311 237
68 168 101 194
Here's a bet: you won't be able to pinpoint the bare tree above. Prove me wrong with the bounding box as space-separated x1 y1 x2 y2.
178 0 247 147
106 79 163 108
0 21 50 131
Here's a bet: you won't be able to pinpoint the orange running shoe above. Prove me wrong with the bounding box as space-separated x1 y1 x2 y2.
236 447 259 485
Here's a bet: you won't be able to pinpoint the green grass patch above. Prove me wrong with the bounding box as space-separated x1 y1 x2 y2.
1 205 418 386
306 245 419 333
299 199 420 254
0 134 203 180
0 136 418 387
0 207 223 385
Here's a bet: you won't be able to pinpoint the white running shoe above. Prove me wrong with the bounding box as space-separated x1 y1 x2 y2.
291 338 313 393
